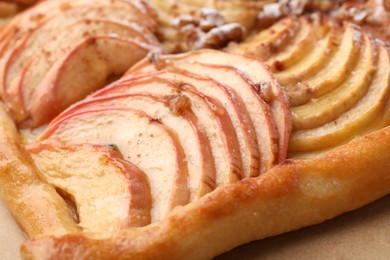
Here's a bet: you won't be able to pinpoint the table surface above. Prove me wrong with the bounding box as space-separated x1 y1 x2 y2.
1 195 389 260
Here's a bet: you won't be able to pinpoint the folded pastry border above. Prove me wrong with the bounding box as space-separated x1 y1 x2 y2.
4 105 387 259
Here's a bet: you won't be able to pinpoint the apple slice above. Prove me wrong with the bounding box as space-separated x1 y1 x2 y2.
5 19 157 123
5 19 154 119
286 23 363 106
54 93 216 201
289 44 390 152
24 36 156 127
56 77 182 121
87 76 243 187
125 69 258 179
266 16 328 72
273 24 337 87
226 17 299 60
0 3 158 104
169 62 278 175
292 32 377 130
128 49 291 164
40 108 190 223
27 140 152 231
0 103 80 238
0 0 156 54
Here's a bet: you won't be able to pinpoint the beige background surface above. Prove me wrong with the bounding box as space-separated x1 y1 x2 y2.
1 195 389 259
218 194 390 260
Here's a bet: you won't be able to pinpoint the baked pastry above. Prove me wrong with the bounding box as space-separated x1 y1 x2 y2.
0 0 390 259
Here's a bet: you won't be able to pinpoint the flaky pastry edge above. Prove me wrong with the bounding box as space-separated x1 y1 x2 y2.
0 102 384 259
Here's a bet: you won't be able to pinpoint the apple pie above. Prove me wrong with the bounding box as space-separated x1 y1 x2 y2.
0 0 389 259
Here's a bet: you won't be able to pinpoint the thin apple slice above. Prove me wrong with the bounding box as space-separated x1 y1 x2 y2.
125 69 256 180
128 49 291 164
289 44 390 152
6 19 156 123
0 0 156 54
0 2 158 101
88 76 243 187
27 140 152 231
292 32 377 130
40 108 189 223
170 62 278 175
286 23 363 106
24 36 156 127
226 17 298 60
266 16 328 72
55 93 216 201
0 0 155 67
273 24 337 87
54 77 181 123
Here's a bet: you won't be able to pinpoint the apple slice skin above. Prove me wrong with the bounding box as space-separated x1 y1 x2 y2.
144 71 258 179
168 62 279 175
0 1 159 122
6 19 157 123
41 108 190 223
292 32 377 130
27 36 156 127
0 0 156 53
27 140 152 230
289 44 390 152
123 69 254 181
128 49 292 164
1 2 156 94
55 93 217 201
86 76 243 187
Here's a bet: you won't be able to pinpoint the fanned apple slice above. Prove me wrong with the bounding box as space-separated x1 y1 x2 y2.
128 49 291 163
286 24 363 106
292 32 377 130
40 108 189 223
289 44 390 152
273 25 337 87
226 17 298 60
171 62 278 175
55 93 216 201
0 0 156 54
6 19 156 122
0 3 157 103
0 103 80 238
88 76 243 187
125 69 255 180
0 0 157 87
26 36 156 127
266 16 326 71
28 140 152 232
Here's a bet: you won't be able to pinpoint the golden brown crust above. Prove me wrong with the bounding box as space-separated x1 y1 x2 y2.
20 124 390 259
